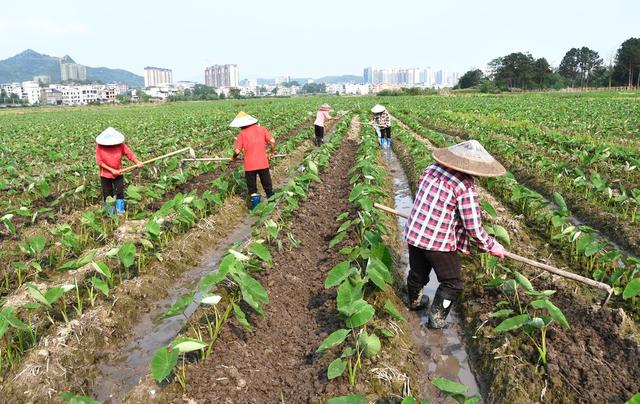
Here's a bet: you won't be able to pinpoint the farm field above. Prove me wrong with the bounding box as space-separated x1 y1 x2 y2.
0 93 639 403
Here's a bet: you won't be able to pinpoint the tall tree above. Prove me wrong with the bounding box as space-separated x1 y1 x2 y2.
615 37 640 88
532 58 552 89
577 47 603 87
488 52 535 89
456 69 484 89
559 48 580 87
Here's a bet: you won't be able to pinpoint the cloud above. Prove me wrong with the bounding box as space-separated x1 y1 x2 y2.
0 17 89 35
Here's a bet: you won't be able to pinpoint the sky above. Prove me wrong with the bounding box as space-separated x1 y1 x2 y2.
1 0 638 82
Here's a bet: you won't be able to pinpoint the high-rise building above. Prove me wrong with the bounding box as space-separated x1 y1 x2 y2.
204 64 239 88
60 62 87 81
423 67 434 87
144 67 173 87
363 67 373 84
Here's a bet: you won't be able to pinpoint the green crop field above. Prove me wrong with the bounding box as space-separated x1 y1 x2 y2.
0 93 638 403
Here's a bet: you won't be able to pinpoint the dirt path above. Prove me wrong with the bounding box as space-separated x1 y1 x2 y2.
160 119 361 403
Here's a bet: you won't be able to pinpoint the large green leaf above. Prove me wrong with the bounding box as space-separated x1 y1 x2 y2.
327 358 347 380
232 303 252 332
328 394 367 404
384 299 406 321
91 277 109 297
494 314 529 333
324 261 355 289
58 392 101 404
118 242 137 268
623 278 640 300
160 293 194 319
249 242 272 263
150 347 179 383
27 284 51 308
171 337 207 353
514 271 533 292
317 328 350 352
431 377 468 395
233 271 269 315
336 279 364 312
530 299 570 329
345 300 375 328
366 257 392 290
28 235 46 255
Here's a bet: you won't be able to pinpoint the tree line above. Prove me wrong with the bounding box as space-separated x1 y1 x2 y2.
456 37 640 91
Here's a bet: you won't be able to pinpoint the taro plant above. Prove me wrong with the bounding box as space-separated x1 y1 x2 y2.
25 283 75 324
431 377 480 404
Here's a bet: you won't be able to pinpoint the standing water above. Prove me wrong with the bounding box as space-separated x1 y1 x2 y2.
384 147 480 399
94 218 256 403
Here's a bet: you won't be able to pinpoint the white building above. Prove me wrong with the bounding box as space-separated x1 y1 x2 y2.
21 81 42 105
144 67 173 87
0 83 23 98
60 62 87 81
204 64 239 88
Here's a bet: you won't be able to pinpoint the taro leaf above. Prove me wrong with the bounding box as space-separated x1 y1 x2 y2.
623 278 640 300
337 219 353 234
363 334 381 358
553 192 568 214
232 271 268 315
480 200 497 219
489 309 514 318
249 242 272 263
150 347 179 383
431 377 469 395
327 394 367 404
317 328 350 352
485 277 504 288
336 280 364 312
146 220 161 238
466 394 482 404
58 392 101 404
525 317 546 329
366 257 392 290
514 271 534 292
91 276 109 297
401 397 417 404
200 294 222 305
491 224 511 247
494 314 529 333
370 242 393 272
384 299 406 321
118 242 137 269
229 249 250 261
44 286 65 305
530 299 570 329
324 261 354 289
198 268 230 293
27 284 51 308
160 293 194 319
232 303 252 332
336 212 350 222
29 235 46 255
37 179 51 197
345 300 375 328
626 392 640 404
171 337 207 353
0 307 28 338
329 231 347 248
327 358 347 380
92 261 112 280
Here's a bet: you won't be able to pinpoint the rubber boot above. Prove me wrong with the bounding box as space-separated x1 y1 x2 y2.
103 201 115 215
427 289 455 329
266 191 274 200
387 138 392 149
406 285 430 311
115 199 126 215
379 137 384 147
250 193 261 209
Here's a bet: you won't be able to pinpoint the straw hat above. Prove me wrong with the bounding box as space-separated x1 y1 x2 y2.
230 111 258 128
319 103 332 111
432 140 506 177
371 104 386 113
96 127 125 146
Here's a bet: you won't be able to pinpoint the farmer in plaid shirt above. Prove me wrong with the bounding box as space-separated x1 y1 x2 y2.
404 140 507 328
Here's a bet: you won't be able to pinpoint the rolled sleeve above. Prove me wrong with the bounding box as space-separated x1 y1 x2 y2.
122 144 137 162
457 186 494 252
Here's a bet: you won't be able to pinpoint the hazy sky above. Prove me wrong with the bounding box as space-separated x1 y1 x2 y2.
1 0 638 82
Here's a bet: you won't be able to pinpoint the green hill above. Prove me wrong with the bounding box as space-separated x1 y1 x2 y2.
0 49 144 87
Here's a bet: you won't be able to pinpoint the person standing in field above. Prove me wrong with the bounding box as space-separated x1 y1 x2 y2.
404 140 506 328
95 127 141 215
371 104 392 149
230 111 276 209
313 103 338 146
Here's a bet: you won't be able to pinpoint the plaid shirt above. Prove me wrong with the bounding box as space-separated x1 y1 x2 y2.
373 111 391 128
403 163 495 254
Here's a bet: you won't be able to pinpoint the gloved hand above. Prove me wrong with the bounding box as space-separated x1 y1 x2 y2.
489 240 506 259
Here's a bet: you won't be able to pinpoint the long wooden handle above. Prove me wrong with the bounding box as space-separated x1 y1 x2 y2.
180 154 287 163
373 203 614 305
121 147 192 173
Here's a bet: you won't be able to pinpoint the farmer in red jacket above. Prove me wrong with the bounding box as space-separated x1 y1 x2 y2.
95 127 140 214
230 111 276 209
404 140 506 328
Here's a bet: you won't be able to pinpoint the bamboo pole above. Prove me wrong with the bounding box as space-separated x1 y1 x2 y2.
121 147 194 173
373 203 614 306
180 154 287 163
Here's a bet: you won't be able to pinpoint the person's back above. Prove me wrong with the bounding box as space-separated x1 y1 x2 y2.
236 124 271 172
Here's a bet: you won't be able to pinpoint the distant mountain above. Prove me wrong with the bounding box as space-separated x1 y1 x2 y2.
0 49 144 87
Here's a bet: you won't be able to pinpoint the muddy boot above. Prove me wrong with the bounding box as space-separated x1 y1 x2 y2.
406 285 429 311
427 289 455 329
250 193 261 209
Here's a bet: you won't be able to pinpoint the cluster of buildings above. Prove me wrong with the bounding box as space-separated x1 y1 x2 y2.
0 81 129 105
363 66 459 88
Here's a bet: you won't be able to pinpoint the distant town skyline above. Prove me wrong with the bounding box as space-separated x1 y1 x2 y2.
0 0 638 82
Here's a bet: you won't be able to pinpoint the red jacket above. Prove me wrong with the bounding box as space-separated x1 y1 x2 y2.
96 143 137 179
234 125 273 171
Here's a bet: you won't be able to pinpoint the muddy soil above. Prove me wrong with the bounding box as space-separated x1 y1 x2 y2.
158 133 360 403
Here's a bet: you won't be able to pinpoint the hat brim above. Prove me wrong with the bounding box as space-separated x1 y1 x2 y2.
432 148 506 177
230 116 258 128
371 106 386 113
96 133 125 146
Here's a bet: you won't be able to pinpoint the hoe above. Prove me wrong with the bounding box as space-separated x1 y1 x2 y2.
121 147 196 174
373 202 614 307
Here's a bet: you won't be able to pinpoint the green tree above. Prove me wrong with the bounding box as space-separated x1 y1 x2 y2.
614 37 640 88
456 69 483 89
301 83 326 93
559 48 580 87
488 52 536 89
532 58 552 89
577 47 603 87
228 87 242 98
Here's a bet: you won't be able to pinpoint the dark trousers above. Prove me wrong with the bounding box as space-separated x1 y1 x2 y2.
100 176 124 201
245 169 273 196
407 244 463 300
314 125 324 146
380 126 391 139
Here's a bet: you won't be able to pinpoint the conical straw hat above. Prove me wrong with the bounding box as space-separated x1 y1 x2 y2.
371 104 386 113
432 140 506 177
96 127 125 146
319 103 332 111
230 111 258 128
